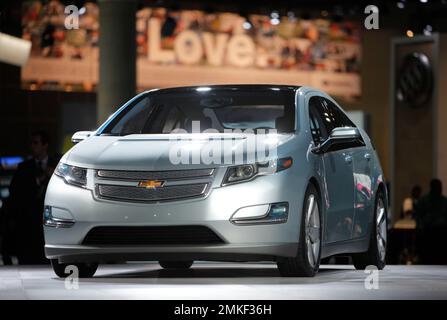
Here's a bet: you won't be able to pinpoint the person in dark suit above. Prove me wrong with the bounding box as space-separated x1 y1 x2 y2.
8 131 58 264
414 179 447 264
0 197 16 265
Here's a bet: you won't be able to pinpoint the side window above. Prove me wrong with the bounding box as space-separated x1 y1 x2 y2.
309 110 322 144
308 96 331 144
321 97 356 128
320 97 365 150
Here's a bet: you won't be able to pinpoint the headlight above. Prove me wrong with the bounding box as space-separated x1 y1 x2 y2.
55 162 87 187
222 157 292 186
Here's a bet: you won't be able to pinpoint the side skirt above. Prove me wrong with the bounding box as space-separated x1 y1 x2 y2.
321 236 369 259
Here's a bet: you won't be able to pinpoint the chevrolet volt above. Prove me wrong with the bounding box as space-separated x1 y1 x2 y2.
44 85 388 277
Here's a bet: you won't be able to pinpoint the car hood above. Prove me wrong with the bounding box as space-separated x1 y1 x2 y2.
65 133 294 170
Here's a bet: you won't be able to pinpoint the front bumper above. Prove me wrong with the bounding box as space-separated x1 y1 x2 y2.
45 243 297 263
44 168 307 263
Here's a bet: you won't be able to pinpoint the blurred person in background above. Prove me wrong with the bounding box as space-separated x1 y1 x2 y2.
401 185 422 219
414 179 447 264
0 197 15 265
7 131 59 264
389 185 422 264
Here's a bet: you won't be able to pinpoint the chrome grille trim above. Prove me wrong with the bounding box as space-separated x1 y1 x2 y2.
96 168 214 181
97 183 208 202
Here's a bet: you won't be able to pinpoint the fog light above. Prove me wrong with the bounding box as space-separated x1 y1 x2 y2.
43 206 75 228
231 202 288 225
268 203 288 221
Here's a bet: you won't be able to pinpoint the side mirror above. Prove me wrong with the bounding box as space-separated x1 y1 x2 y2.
71 131 92 144
312 127 362 154
329 127 361 140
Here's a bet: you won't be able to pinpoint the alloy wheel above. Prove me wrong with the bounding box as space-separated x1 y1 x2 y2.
376 197 387 262
305 194 321 268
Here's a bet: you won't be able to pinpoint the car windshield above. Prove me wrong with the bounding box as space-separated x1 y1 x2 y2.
100 87 296 135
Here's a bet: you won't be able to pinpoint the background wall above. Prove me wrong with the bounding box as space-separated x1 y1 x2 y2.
0 87 96 156
341 29 399 179
436 34 447 192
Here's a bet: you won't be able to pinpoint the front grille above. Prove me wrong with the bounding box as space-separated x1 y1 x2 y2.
82 226 225 245
97 168 214 181
97 183 208 202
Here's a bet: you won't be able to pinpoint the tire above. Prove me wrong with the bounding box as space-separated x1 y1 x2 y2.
352 190 387 270
159 260 194 269
51 259 98 278
277 183 322 277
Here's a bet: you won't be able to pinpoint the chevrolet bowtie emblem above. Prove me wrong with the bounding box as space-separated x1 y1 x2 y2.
138 180 166 189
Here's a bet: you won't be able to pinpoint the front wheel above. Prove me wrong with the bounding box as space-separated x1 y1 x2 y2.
352 191 387 270
159 260 193 269
277 183 322 277
50 259 98 278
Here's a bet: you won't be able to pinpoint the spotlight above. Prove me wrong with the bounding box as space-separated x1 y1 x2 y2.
406 29 414 37
419 0 428 3
270 11 280 25
423 24 432 35
270 18 280 25
397 1 405 9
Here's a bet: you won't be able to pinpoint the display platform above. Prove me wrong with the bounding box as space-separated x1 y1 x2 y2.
0 263 446 300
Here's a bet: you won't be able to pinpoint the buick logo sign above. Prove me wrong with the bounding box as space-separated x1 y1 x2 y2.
396 52 433 108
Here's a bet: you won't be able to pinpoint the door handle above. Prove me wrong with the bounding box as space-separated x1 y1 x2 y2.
344 155 352 164
364 153 371 161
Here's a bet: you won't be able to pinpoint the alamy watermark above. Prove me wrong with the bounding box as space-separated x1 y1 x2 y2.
64 265 79 290
64 5 80 30
64 4 380 31
167 122 278 166
364 5 379 30
364 265 380 290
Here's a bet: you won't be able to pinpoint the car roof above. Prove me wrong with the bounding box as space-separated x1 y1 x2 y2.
151 84 301 95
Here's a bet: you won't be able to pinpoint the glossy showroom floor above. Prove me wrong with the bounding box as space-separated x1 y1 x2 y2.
0 263 446 299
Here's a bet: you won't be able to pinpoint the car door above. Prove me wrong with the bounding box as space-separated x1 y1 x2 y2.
308 96 355 243
321 97 372 240
351 147 373 239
